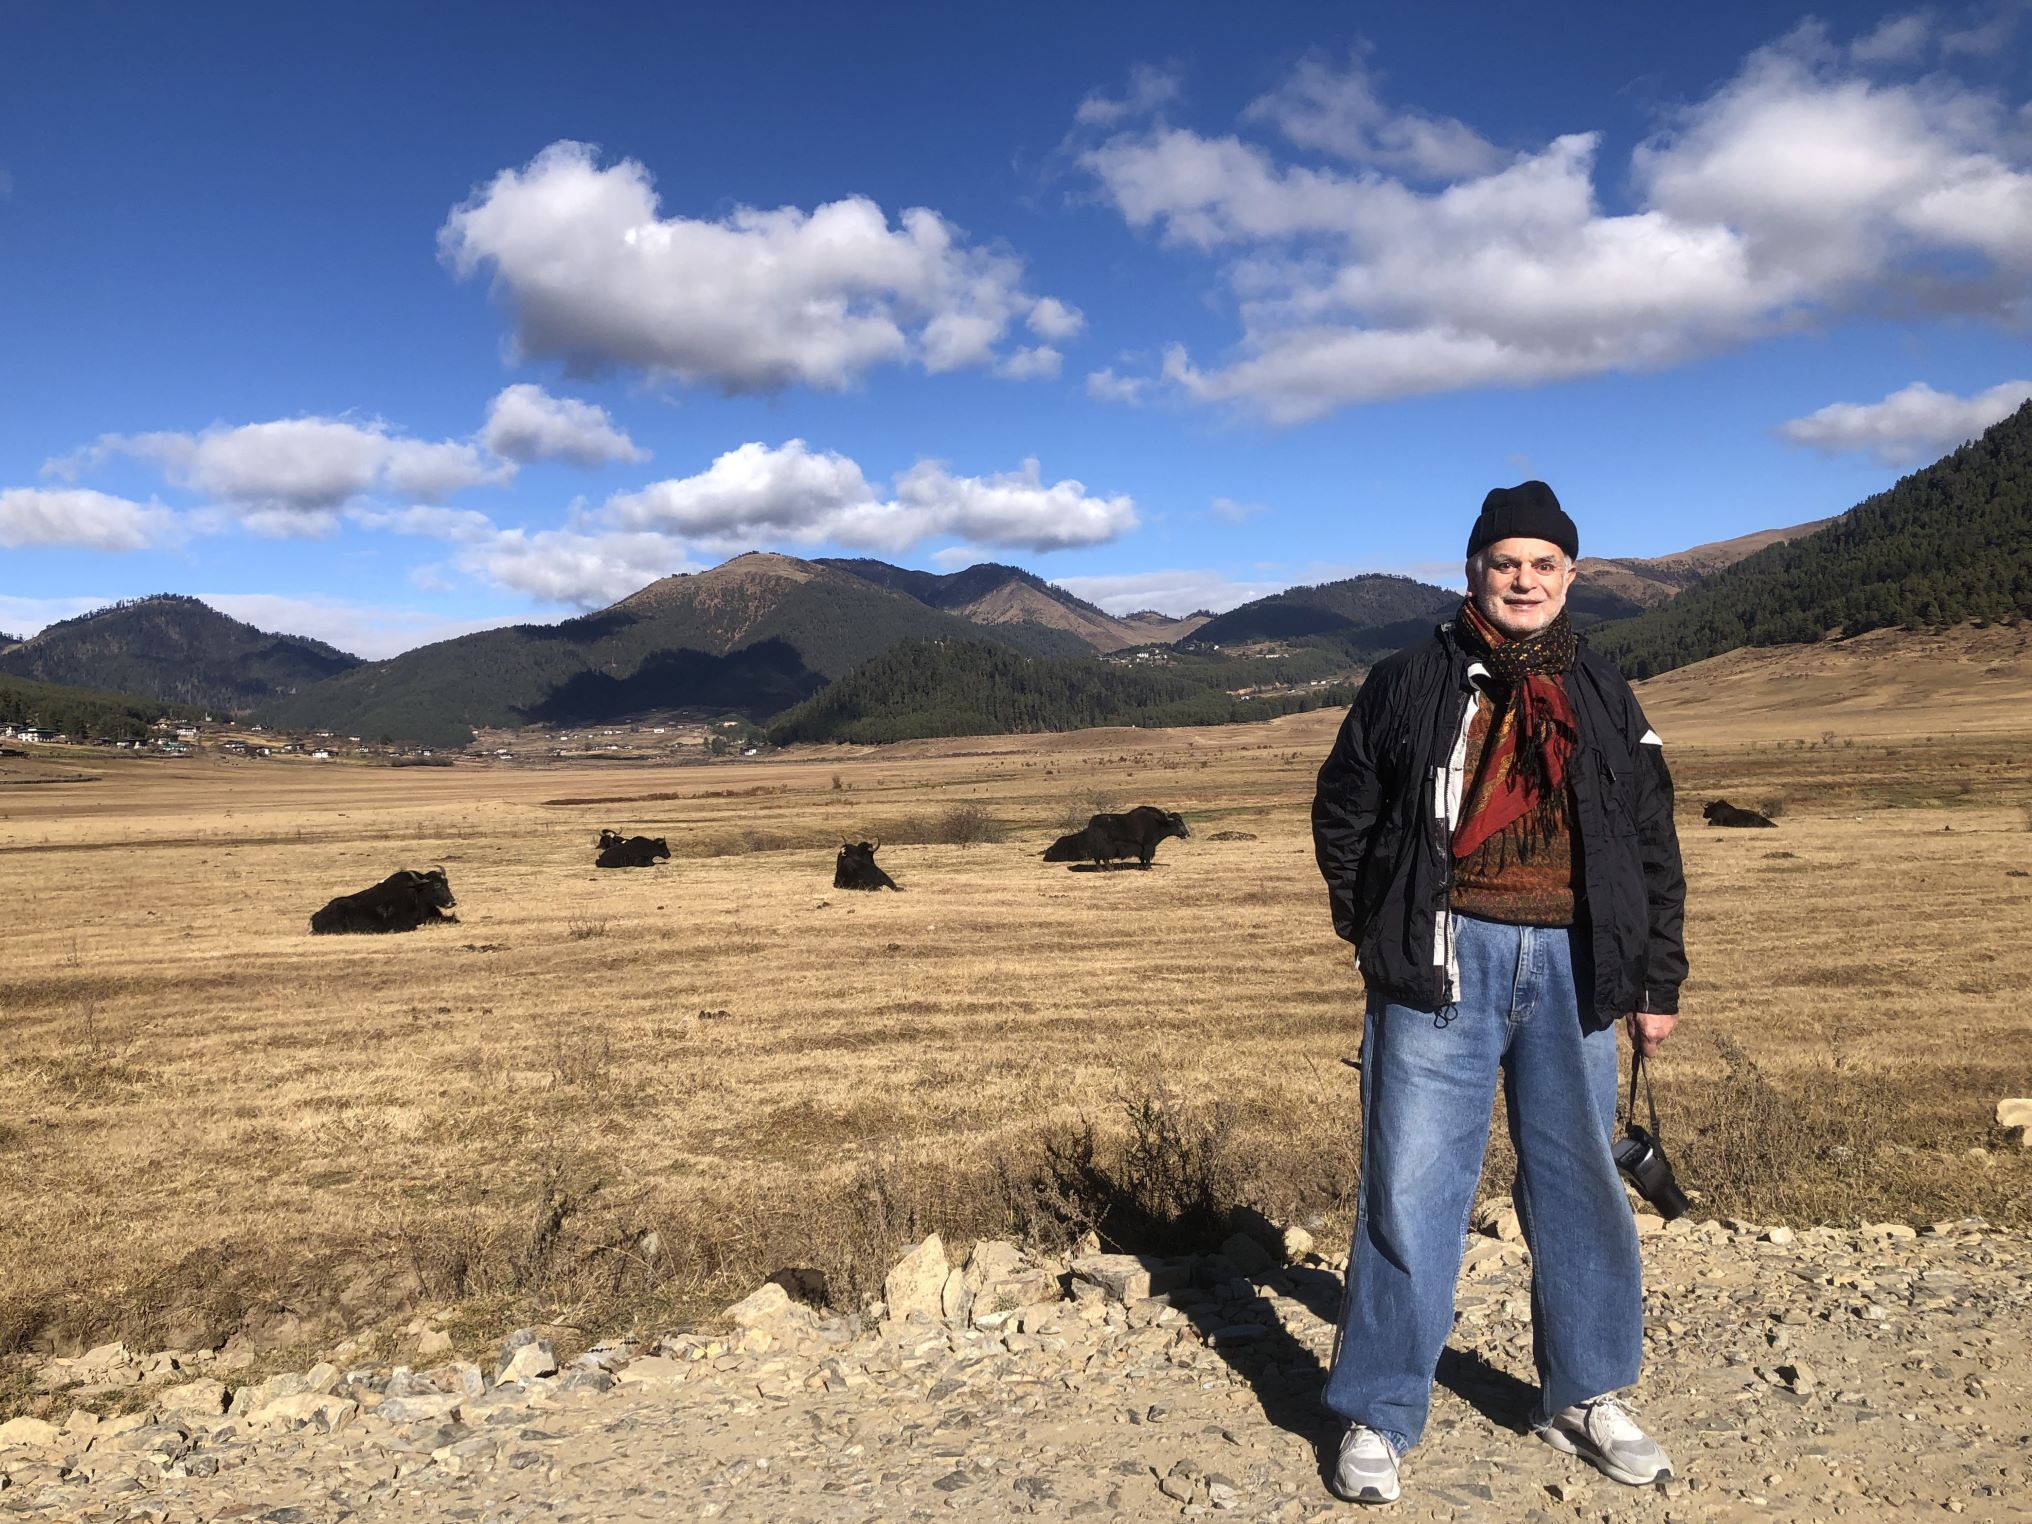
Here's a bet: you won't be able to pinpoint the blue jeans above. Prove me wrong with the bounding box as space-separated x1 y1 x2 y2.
1322 913 1642 1454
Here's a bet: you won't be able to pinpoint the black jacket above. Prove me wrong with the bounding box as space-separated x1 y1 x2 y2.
1312 621 1687 1027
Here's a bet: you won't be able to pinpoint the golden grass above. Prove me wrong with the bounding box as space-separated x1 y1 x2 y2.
2 625 2029 1380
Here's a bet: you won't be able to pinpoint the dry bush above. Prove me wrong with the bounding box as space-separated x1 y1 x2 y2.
565 914 608 941
1671 1031 1884 1222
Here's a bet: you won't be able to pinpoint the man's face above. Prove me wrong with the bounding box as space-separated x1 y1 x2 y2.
1466 536 1577 638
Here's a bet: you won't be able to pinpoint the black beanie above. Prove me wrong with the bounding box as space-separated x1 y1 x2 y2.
1466 481 1578 561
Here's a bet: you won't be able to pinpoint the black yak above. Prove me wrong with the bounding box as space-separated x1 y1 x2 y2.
597 835 670 868
834 841 899 891
1703 799 1777 829
310 867 458 934
1043 805 1191 868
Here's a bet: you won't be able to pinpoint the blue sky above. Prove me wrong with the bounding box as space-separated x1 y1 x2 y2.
4 1 2030 656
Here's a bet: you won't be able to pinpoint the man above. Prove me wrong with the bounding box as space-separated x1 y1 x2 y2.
1311 482 1687 1505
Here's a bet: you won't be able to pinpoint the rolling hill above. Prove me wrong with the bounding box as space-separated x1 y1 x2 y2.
765 637 1356 745
1574 518 1834 611
816 558 1171 654
1592 400 2032 678
259 554 1038 746
0 596 360 712
1185 574 1457 646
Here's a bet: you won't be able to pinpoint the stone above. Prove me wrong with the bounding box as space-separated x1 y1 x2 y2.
156 1377 229 1419
724 1282 822 1344
76 1340 131 1370
228 1370 307 1416
1763 1226 1797 1246
416 1329 453 1358
1220 1233 1276 1276
0 1416 62 1450
1071 1253 1187 1303
1632 1213 1666 1236
1282 1225 1315 1262
940 1266 972 1324
498 1339 558 1383
1472 1199 1525 1244
246 1393 357 1432
883 1233 950 1323
615 1356 688 1385
373 1392 464 1423
1997 1098 2032 1144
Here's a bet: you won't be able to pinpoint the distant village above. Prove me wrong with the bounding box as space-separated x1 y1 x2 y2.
0 714 772 766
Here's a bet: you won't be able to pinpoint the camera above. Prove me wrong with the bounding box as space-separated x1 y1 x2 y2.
1614 1123 1691 1220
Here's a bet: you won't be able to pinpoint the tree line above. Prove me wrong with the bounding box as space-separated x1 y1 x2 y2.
1592 400 2032 677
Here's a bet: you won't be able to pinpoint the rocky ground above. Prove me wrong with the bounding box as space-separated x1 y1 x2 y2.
3 1213 2029 1524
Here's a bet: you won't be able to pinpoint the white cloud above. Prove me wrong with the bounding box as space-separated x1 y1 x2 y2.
349 504 501 542
196 594 523 660
1850 12 1932 63
440 140 1068 392
1086 367 1148 404
1777 379 2032 464
0 487 178 550
1243 45 1502 180
604 439 1136 554
455 527 700 608
53 416 509 521
1074 64 1183 128
1209 496 1267 523
480 383 647 467
1077 26 2032 421
995 345 1063 381
1050 568 1286 616
1027 297 1086 341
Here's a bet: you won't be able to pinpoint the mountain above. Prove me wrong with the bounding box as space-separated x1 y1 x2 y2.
0 595 360 712
765 638 1356 745
0 632 20 651
260 553 1031 747
1574 518 1834 611
1186 574 1457 647
1119 609 1212 643
1593 400 2032 678
815 558 1163 654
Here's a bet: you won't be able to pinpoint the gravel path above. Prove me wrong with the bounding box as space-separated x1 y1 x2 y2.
4 1217 2028 1523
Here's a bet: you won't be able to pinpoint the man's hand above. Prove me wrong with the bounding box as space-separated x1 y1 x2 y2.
1625 1011 1677 1058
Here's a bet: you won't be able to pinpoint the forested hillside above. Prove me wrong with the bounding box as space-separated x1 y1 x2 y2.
0 596 360 711
0 673 197 741
1593 401 2032 677
261 555 1022 746
1187 574 1456 645
766 639 1356 745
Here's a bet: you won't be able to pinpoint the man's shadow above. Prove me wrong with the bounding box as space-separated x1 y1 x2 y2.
1057 1159 1537 1487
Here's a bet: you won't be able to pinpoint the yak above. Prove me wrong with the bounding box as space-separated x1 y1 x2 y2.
597 835 670 868
834 841 900 891
1703 799 1778 829
310 867 457 934
1044 805 1191 869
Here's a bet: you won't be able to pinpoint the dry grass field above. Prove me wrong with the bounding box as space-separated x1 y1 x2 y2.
3 623 2029 1395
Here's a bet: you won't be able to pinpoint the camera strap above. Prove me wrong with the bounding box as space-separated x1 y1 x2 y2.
1625 1047 1663 1139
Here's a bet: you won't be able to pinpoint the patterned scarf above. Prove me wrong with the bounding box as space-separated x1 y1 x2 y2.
1452 598 1579 860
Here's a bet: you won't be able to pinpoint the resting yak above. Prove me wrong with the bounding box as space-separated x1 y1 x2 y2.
1044 805 1191 869
834 841 899 891
1703 799 1778 829
597 834 670 868
310 867 457 934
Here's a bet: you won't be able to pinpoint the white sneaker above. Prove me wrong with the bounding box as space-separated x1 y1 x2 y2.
1537 1396 1673 1485
1331 1424 1400 1504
